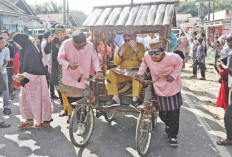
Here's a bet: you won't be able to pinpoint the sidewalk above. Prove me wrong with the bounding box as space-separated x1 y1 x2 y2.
181 56 225 126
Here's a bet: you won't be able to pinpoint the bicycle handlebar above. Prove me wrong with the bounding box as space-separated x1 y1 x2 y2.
133 75 168 84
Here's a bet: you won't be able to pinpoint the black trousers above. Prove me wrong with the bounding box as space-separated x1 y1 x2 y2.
224 103 232 140
193 62 205 78
6 68 13 94
159 109 180 138
225 89 232 140
44 65 50 88
50 84 63 104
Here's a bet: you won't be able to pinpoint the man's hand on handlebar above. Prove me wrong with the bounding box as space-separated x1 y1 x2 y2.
92 71 104 80
166 75 174 82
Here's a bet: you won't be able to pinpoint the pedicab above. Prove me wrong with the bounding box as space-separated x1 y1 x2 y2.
69 0 179 156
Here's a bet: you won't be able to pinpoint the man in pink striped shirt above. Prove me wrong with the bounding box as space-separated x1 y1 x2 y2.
137 41 183 147
58 30 102 88
57 30 103 103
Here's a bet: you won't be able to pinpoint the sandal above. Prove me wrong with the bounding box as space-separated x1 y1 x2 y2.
35 122 50 128
0 121 11 128
3 108 11 115
67 116 71 124
216 138 232 145
59 111 67 117
18 120 34 129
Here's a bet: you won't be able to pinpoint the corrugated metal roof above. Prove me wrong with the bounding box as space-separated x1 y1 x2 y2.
83 1 178 28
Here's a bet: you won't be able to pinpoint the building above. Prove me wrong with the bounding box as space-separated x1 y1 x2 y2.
176 13 192 28
202 10 232 39
35 13 78 35
0 0 39 35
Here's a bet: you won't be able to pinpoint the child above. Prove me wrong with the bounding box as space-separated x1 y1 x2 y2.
173 45 185 69
216 57 229 112
192 38 206 80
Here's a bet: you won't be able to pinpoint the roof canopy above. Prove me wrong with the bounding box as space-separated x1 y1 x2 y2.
83 0 179 31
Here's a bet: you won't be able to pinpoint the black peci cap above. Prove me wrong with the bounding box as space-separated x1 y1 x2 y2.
72 30 86 44
226 34 232 41
43 32 51 39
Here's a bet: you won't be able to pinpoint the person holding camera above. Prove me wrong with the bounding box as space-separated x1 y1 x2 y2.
192 38 206 80
216 57 229 113
212 40 223 65
44 25 69 103
216 34 232 145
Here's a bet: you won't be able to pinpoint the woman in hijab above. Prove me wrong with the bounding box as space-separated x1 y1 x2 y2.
13 33 53 129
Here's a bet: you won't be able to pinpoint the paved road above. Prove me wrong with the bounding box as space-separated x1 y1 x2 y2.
0 88 232 157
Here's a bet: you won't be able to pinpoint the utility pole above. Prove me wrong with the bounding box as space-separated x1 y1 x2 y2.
67 0 69 28
212 0 215 41
131 0 134 5
207 0 210 40
199 0 205 33
63 0 66 26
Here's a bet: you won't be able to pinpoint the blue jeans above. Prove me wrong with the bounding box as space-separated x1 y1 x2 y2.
2 72 9 109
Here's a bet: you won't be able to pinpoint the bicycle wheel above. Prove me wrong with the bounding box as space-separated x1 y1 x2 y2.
136 110 152 157
103 112 115 123
69 106 94 147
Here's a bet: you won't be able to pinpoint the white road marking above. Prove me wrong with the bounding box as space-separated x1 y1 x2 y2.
182 92 231 157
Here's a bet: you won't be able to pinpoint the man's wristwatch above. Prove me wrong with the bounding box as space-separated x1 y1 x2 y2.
135 48 140 55
118 54 123 59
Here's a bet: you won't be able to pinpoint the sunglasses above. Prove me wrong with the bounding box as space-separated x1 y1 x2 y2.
124 39 132 42
148 51 160 55
75 42 87 49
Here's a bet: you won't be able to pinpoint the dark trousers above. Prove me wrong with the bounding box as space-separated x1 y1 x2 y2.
50 84 56 97
6 68 13 94
44 65 50 88
159 109 180 138
224 103 232 140
193 62 205 78
225 89 232 140
50 84 63 104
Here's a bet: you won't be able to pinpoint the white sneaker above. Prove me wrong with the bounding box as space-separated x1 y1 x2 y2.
76 124 85 135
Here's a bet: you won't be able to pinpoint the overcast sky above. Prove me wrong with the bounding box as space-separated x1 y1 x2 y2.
25 0 156 14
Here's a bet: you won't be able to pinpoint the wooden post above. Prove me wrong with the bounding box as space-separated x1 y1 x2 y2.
103 39 108 74
110 31 115 60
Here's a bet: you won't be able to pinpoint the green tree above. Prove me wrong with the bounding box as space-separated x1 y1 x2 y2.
70 10 87 26
30 2 62 14
213 0 232 13
177 0 232 17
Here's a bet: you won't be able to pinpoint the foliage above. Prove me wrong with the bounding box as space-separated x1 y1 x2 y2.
70 10 87 26
30 2 62 14
177 1 199 17
30 2 87 26
213 0 232 13
177 0 232 17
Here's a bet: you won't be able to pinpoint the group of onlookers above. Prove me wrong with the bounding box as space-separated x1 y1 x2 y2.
0 25 231 146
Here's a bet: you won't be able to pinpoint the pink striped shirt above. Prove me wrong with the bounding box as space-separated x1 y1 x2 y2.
138 52 183 97
57 39 101 89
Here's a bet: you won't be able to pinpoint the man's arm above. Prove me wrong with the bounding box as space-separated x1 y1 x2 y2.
0 60 8 72
220 47 232 57
44 41 52 54
8 45 15 62
57 43 70 69
136 44 146 61
91 44 102 72
138 55 148 76
169 54 183 80
0 48 10 72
